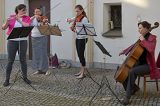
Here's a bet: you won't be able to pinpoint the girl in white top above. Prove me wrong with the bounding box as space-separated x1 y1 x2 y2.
30 8 49 75
67 5 89 79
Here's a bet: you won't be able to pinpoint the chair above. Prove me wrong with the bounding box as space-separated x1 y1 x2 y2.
137 53 160 98
137 75 159 98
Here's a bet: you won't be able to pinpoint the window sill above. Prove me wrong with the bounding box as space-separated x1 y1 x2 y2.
102 28 122 38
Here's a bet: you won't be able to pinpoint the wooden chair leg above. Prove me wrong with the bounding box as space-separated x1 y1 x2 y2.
143 76 147 98
156 80 159 91
137 76 140 86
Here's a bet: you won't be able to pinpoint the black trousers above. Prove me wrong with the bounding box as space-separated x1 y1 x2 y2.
6 40 28 81
122 64 150 98
76 39 88 66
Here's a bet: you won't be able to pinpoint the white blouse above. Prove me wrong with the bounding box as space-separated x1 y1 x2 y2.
75 17 89 39
31 18 44 37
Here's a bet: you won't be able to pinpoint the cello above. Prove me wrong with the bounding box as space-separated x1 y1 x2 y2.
114 22 159 83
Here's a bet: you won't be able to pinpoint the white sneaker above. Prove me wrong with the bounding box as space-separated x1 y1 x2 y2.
45 71 51 76
32 71 46 75
32 71 40 75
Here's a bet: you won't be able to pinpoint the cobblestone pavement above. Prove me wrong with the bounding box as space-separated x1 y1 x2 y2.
0 60 160 106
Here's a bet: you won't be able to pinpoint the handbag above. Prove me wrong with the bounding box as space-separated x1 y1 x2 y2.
49 53 59 68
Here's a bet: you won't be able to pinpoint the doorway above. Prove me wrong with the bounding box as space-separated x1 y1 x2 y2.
28 0 51 59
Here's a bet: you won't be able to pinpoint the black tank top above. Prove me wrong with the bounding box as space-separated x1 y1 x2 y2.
138 32 150 65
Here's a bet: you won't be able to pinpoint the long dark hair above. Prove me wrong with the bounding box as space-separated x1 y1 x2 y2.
75 5 87 17
138 21 151 29
138 21 151 40
15 4 26 14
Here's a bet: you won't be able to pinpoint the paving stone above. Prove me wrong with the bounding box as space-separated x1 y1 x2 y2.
0 60 159 106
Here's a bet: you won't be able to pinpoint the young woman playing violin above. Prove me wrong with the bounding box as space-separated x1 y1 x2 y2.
119 21 159 105
67 5 89 79
30 8 48 25
2 4 31 87
30 8 49 75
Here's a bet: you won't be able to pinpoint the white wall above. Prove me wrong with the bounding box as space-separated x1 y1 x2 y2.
93 0 160 64
50 0 74 60
5 0 26 17
103 3 110 33
4 0 160 65
50 0 89 61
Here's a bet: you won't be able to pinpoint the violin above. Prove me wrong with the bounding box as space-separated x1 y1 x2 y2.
36 15 48 25
70 14 84 32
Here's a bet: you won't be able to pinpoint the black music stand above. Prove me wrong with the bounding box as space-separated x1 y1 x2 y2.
4 26 36 95
94 40 112 57
7 26 34 40
76 22 97 36
89 40 122 105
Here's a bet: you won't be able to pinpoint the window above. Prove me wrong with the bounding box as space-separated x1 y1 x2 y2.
111 5 121 29
103 4 122 37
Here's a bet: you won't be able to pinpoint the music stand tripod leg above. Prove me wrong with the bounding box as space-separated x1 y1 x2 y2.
89 53 122 105
18 41 37 91
4 69 21 95
85 68 101 87
51 69 66 89
101 55 122 104
89 76 105 106
104 76 122 104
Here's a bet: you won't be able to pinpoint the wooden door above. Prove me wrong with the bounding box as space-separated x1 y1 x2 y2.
28 0 51 59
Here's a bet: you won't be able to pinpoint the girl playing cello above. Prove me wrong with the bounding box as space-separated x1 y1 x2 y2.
119 21 160 105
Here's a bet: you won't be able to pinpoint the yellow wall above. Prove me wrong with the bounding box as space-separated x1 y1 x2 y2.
0 0 6 54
